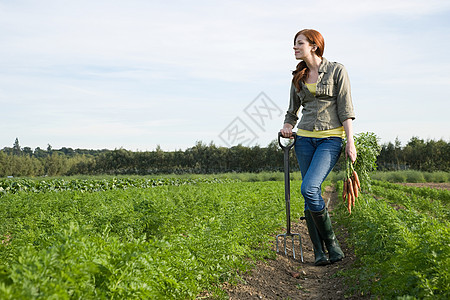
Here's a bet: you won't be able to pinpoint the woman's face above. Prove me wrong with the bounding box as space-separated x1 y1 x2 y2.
293 34 315 60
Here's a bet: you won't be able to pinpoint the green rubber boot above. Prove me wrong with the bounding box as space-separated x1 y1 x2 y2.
310 208 345 263
304 210 329 266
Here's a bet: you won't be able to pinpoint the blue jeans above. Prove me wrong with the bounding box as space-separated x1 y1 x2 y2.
294 136 342 212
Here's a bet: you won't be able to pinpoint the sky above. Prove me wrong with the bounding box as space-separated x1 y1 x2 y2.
1 0 450 151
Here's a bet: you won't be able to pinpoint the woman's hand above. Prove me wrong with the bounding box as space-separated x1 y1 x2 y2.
345 137 357 163
280 123 294 138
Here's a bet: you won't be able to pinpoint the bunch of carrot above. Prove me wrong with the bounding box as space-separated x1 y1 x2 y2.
342 158 361 214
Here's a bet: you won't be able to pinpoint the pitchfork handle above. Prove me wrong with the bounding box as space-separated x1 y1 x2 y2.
278 132 297 150
278 132 297 234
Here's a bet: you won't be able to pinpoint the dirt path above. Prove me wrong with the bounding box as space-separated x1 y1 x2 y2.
224 185 367 300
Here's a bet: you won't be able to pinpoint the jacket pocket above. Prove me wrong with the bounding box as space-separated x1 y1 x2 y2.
318 80 336 97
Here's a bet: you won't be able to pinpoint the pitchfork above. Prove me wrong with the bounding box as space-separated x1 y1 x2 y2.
276 132 304 261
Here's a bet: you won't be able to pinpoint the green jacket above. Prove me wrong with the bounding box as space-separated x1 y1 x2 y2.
284 57 355 131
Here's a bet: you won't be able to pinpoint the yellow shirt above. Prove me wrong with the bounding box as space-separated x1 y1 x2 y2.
297 126 346 138
305 82 317 96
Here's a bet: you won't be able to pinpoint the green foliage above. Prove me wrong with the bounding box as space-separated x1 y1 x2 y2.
343 132 381 191
0 180 304 299
335 181 450 299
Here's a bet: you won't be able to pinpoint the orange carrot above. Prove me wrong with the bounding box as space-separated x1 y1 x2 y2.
352 170 361 190
348 195 355 210
347 181 352 213
352 189 356 207
352 175 359 199
347 190 352 214
342 179 348 202
347 177 354 197
348 178 355 207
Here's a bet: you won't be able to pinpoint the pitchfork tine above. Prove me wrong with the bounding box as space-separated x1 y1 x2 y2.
283 235 286 255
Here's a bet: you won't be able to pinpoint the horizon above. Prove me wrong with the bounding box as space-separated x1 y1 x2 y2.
3 134 448 153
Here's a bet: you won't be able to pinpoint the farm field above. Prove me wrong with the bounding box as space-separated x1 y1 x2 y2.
0 177 304 299
0 175 449 299
333 180 449 299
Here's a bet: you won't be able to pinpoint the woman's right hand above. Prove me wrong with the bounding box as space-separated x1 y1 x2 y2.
280 123 294 138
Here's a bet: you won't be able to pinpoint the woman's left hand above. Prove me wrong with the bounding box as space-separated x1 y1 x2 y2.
345 138 357 163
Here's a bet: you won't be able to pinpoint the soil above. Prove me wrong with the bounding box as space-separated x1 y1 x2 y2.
221 185 368 300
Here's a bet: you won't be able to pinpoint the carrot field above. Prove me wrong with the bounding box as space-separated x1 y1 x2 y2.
334 180 449 299
0 177 304 299
0 175 449 299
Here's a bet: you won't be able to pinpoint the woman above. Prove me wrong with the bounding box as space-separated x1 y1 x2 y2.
280 29 357 266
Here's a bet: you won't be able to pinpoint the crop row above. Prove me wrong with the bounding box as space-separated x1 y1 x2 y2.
0 181 304 299
0 177 236 195
370 181 449 222
373 180 450 202
335 182 449 299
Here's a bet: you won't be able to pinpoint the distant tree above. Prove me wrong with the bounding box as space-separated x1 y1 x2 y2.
22 147 33 157
34 147 48 158
394 137 402 169
2 147 13 155
404 137 425 170
44 153 68 176
60 147 75 156
0 151 7 176
13 138 22 156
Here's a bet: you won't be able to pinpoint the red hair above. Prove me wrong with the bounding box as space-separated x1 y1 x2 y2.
292 29 325 91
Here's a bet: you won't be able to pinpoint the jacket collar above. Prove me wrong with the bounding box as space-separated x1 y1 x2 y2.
312 57 330 83
300 57 330 88
318 57 330 73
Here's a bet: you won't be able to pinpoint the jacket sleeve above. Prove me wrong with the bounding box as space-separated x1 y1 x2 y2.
283 82 302 127
334 65 355 123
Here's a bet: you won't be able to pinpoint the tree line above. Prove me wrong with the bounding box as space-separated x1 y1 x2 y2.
1 136 449 177
377 137 450 172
